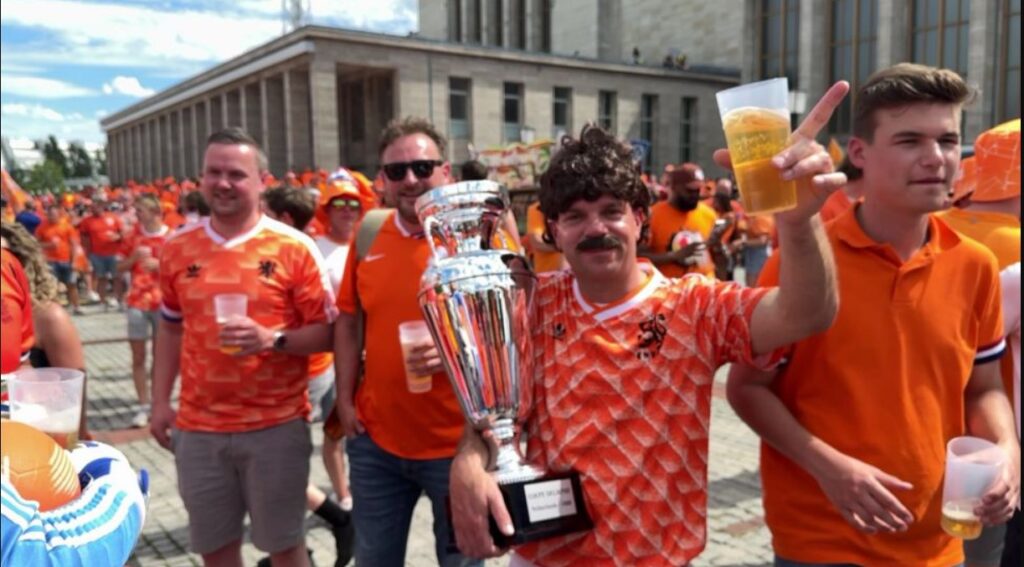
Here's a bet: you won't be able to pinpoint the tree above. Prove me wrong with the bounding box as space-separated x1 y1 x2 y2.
40 135 70 177
24 160 65 195
67 142 94 178
94 148 107 176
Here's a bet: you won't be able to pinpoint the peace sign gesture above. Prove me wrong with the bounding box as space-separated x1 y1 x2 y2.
714 81 851 225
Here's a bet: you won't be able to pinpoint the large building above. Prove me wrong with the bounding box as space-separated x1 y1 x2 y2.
101 1 746 185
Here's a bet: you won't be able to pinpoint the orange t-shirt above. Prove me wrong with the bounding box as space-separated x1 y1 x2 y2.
818 188 854 224
159 216 337 432
526 202 565 273
516 262 781 566
36 220 79 263
757 207 1005 566
937 208 1020 258
124 224 171 312
981 225 1021 270
336 211 464 460
1 249 34 374
78 212 124 256
646 201 717 278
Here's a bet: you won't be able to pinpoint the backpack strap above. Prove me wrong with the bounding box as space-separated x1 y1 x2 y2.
351 209 392 384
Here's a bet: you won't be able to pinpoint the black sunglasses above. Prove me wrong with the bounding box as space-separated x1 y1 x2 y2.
381 160 444 182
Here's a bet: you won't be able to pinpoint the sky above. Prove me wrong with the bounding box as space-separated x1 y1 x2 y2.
0 0 417 147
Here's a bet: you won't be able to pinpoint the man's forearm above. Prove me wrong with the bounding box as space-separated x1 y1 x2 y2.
774 216 837 334
151 319 182 406
333 312 361 406
965 371 1020 454
279 323 332 355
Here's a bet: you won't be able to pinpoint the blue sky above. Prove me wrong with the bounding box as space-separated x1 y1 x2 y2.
0 0 417 146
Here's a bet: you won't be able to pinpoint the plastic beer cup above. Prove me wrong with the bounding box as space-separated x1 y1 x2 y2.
716 78 798 214
398 321 434 394
941 436 1005 540
7 368 84 449
214 294 248 355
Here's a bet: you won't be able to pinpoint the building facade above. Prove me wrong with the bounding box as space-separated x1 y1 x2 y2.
102 20 741 185
742 0 1019 142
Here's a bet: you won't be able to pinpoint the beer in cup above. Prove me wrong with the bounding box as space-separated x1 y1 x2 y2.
716 78 798 215
7 368 84 449
398 320 434 394
214 293 248 355
941 436 1005 539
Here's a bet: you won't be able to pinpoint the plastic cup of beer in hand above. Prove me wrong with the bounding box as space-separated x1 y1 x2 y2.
716 77 798 215
398 321 434 394
7 368 84 449
214 293 248 355
941 436 1006 540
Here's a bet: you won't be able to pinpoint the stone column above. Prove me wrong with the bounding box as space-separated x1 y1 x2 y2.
309 59 340 170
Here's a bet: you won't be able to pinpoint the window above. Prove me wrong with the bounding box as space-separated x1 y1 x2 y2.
828 0 878 134
346 83 365 142
511 0 527 49
448 0 462 42
998 0 1021 121
910 0 970 76
641 94 658 173
449 77 472 139
758 0 800 88
598 90 617 133
552 87 572 138
490 0 504 46
679 97 697 163
467 0 482 43
503 82 524 142
540 0 552 52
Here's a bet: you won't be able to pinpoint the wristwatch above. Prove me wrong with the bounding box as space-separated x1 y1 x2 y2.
272 330 287 352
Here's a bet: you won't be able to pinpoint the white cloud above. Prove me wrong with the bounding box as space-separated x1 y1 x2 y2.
102 76 155 98
0 109 103 144
2 103 68 121
0 75 96 98
95 109 109 118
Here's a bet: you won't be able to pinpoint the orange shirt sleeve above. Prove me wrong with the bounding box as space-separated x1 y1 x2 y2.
688 278 782 369
0 249 34 373
974 251 1007 361
290 242 337 325
158 238 183 320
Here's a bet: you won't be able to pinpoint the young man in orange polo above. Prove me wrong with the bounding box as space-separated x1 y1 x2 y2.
37 204 83 314
640 162 719 278
728 64 1021 566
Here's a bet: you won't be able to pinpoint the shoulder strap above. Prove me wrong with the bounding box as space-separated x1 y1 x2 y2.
355 209 391 262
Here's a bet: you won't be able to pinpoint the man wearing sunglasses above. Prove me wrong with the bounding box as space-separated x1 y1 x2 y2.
333 117 480 567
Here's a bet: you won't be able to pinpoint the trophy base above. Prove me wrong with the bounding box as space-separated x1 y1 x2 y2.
490 469 593 546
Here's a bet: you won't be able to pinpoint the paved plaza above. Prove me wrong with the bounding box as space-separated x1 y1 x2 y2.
73 304 775 567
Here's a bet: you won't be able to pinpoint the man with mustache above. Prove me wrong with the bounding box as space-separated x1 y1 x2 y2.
450 80 850 566
640 162 719 278
333 117 481 567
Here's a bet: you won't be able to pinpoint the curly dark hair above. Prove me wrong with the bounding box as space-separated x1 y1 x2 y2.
538 124 650 244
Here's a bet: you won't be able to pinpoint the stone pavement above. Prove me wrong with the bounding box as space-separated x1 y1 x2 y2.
73 303 774 567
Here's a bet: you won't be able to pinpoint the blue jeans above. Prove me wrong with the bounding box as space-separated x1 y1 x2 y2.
776 558 964 567
346 433 481 567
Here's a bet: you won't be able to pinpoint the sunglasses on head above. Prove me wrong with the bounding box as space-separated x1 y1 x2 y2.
381 160 444 182
329 198 361 210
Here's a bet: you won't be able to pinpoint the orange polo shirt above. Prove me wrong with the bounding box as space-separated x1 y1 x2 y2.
526 202 564 273
818 189 854 224
336 211 465 459
36 219 79 263
646 201 717 278
757 206 1005 566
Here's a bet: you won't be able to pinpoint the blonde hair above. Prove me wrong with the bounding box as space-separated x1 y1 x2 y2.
0 222 60 306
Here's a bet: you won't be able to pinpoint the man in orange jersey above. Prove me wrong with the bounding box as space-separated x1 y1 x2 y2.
333 117 481 567
450 79 850 565
728 64 1020 567
37 205 83 314
525 201 566 273
151 128 337 567
640 162 719 278
0 247 34 373
78 196 126 310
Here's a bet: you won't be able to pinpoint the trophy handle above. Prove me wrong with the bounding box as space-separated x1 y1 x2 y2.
423 216 441 259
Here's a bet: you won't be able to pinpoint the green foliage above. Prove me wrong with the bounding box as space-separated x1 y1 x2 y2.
94 149 107 176
40 135 70 177
67 142 94 178
24 160 65 195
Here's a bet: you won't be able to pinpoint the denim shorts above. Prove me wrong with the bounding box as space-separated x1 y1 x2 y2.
89 254 118 278
49 261 76 285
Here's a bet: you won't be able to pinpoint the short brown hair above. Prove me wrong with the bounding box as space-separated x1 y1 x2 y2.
853 63 976 141
262 186 316 231
538 124 650 244
378 117 447 160
135 193 162 215
206 127 269 172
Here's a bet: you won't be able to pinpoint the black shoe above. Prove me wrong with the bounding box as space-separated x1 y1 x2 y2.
333 516 355 567
255 547 315 567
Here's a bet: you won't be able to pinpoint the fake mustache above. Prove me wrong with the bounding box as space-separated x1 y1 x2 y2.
576 234 623 252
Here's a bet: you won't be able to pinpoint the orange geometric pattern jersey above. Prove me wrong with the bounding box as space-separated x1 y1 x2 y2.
517 263 779 567
124 224 171 312
159 216 337 432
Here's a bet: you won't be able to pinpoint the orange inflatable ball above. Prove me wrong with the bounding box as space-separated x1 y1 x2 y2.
1 419 81 511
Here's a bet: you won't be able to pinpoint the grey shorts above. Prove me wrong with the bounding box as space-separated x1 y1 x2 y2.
172 419 312 554
307 366 336 423
963 522 1006 566
126 308 159 341
89 254 118 278
49 261 76 285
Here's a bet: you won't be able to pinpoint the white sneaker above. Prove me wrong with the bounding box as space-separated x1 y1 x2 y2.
131 410 149 428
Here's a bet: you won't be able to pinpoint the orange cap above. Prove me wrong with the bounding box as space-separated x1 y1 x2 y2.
952 157 977 201
973 119 1020 202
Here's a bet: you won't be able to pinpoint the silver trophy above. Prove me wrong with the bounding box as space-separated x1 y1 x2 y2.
417 181 591 545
